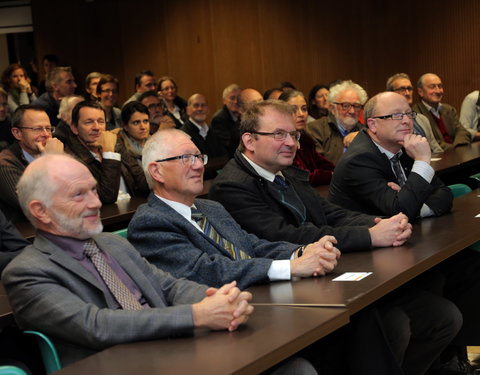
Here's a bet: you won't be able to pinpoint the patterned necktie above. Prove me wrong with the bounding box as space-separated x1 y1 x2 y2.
84 239 143 310
191 208 251 260
274 175 289 188
390 153 406 187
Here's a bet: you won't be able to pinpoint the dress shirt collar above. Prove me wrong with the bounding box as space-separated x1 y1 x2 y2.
189 118 209 139
21 148 35 164
39 229 87 260
334 118 350 137
240 152 285 182
422 100 442 117
227 108 239 122
371 139 402 160
155 194 203 231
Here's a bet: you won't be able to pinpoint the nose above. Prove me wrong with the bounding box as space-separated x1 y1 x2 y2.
87 190 102 209
191 156 205 170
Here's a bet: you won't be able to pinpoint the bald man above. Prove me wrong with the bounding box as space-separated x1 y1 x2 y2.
238 88 263 113
413 73 470 150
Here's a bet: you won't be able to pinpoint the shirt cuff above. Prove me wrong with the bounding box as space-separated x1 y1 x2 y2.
267 260 291 281
102 151 121 161
420 204 435 217
411 160 434 183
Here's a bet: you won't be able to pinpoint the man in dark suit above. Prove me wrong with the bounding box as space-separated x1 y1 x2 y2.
2 153 253 367
329 91 453 220
128 128 340 290
413 73 470 150
211 84 242 157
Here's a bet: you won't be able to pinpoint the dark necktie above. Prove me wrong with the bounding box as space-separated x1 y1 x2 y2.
390 153 406 187
191 208 250 260
274 175 289 188
84 239 143 310
413 119 426 137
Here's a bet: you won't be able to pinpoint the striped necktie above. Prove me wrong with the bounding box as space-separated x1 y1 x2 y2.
390 153 406 187
191 208 251 260
84 239 143 310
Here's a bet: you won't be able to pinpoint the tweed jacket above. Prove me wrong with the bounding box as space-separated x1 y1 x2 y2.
413 101 470 150
2 233 207 366
128 194 298 289
209 151 376 252
328 130 453 220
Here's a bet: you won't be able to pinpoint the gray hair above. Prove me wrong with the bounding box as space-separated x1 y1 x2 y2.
222 84 241 99
417 73 440 89
328 80 368 105
46 66 73 92
58 95 85 121
142 128 191 189
17 153 75 225
386 73 411 91
363 95 380 123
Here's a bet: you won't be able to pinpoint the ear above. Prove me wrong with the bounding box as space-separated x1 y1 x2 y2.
367 118 377 133
70 123 79 135
147 162 165 184
11 127 22 141
328 102 335 112
417 87 424 98
28 200 52 225
241 132 256 152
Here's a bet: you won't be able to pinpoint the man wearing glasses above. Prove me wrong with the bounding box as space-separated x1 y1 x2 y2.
0 104 63 220
386 73 443 153
413 73 470 151
306 80 367 164
329 91 452 221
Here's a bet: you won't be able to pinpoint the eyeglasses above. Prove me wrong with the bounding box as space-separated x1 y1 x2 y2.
160 85 176 92
370 111 417 120
156 153 208 166
82 119 106 126
393 86 414 93
334 102 363 111
251 130 301 141
16 126 55 134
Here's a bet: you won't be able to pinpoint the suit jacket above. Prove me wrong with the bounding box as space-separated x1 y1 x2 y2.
209 151 376 252
0 209 30 273
0 142 29 221
413 101 470 150
210 105 240 158
305 112 362 164
181 119 227 159
64 132 122 204
128 194 297 289
328 130 453 221
32 92 60 126
2 232 207 366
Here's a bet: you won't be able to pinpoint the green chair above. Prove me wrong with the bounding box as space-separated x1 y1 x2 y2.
113 228 128 238
470 172 480 187
448 183 472 198
0 366 28 375
24 331 61 374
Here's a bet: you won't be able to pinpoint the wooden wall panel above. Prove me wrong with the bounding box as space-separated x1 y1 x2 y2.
30 0 480 112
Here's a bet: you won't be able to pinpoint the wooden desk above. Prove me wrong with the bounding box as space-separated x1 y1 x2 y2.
432 142 480 185
250 190 480 313
56 306 348 375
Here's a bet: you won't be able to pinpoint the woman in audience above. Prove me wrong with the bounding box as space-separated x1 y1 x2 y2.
118 101 150 167
96 74 121 130
1 63 37 112
307 84 329 122
0 88 14 150
157 76 188 128
279 90 335 186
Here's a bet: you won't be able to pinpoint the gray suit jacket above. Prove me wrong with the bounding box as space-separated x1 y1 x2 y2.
128 194 298 289
2 232 207 366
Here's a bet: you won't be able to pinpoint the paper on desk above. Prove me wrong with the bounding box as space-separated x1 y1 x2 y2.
333 272 372 281
431 157 442 161
476 214 480 218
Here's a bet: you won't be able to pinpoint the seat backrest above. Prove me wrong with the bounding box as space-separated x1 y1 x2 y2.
113 228 128 238
0 366 28 375
24 331 61 374
448 183 472 198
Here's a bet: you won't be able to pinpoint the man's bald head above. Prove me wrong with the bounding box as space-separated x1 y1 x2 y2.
238 89 263 113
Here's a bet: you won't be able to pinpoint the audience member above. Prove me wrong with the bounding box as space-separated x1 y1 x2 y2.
37 54 59 95
306 80 367 163
210 83 242 158
263 88 282 100
124 70 156 104
138 91 174 133
386 73 443 153
238 88 263 113
96 74 121 130
459 90 480 141
84 72 102 101
181 94 227 178
33 66 77 126
0 209 29 274
157 76 188 128
413 73 470 150
1 63 37 112
307 84 329 122
279 91 335 186
279 81 296 93
0 88 14 149
118 101 150 166
2 153 254 367
54 95 85 143
0 105 63 220
210 100 410 252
